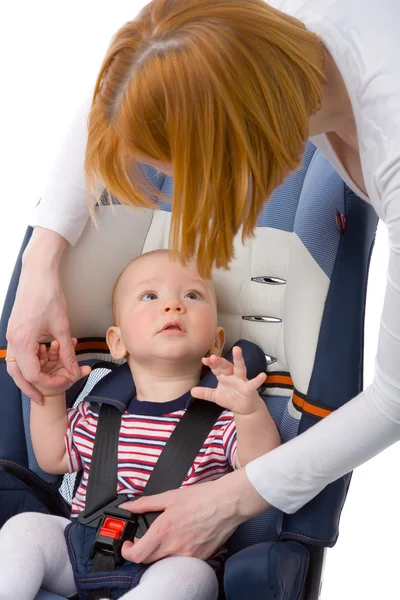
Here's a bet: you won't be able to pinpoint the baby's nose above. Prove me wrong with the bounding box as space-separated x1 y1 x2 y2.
164 298 183 312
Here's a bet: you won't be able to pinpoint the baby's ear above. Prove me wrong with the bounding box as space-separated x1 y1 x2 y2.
106 326 127 360
209 327 225 357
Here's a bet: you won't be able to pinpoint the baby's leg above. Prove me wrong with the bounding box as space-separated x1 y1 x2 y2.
120 556 219 600
0 512 76 600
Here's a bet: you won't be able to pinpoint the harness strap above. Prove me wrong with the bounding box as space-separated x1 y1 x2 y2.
292 389 333 420
85 404 122 517
85 404 122 600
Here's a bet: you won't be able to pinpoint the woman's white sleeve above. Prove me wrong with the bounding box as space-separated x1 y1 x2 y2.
29 95 99 246
246 163 400 514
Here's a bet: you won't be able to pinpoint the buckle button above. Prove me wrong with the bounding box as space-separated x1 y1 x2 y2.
99 517 126 540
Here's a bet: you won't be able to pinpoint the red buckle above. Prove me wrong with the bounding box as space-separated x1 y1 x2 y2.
99 517 126 540
90 507 138 565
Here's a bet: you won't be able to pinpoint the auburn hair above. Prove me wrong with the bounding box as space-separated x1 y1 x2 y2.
85 0 325 278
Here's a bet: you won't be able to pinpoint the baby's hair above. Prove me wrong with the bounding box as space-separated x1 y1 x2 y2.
112 249 218 325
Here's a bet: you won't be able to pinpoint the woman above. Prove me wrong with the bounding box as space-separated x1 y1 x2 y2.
6 0 400 564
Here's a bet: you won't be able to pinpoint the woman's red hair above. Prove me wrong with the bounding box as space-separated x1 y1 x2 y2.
86 0 325 277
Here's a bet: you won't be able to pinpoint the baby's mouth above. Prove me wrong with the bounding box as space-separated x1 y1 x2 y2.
160 320 185 333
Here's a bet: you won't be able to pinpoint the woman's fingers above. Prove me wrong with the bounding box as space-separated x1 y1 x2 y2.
120 473 262 564
57 332 80 379
80 365 92 378
5 358 44 405
121 528 161 564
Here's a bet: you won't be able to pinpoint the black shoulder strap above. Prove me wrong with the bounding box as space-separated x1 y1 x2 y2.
84 403 123 516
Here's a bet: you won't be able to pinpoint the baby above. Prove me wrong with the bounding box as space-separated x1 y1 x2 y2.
0 250 280 600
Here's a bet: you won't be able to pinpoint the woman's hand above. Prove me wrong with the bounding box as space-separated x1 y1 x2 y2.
191 346 267 415
6 227 80 403
120 468 271 564
35 339 91 398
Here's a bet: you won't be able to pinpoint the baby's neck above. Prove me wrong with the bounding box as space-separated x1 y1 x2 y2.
128 360 203 403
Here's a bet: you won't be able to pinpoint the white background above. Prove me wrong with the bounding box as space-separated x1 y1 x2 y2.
1 2 399 598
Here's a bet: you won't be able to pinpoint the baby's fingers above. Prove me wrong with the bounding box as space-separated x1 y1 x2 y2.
38 344 48 365
191 386 216 403
232 346 247 380
248 372 267 391
47 340 60 361
202 355 233 377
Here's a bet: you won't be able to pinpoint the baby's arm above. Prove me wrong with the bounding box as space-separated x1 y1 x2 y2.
30 340 91 474
30 392 70 474
191 346 280 468
233 398 280 468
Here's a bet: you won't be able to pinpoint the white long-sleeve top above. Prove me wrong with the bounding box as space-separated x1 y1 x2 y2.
30 0 400 513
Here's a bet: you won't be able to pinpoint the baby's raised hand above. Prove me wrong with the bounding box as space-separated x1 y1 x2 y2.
35 339 91 398
191 346 267 415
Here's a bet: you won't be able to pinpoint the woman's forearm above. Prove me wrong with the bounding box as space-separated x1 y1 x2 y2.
22 227 68 271
28 94 93 246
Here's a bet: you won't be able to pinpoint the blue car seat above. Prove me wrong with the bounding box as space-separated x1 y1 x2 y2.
0 141 378 599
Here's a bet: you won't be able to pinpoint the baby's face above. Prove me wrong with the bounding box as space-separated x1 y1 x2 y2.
112 253 220 365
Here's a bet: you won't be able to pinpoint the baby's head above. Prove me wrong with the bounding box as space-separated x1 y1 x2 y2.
107 250 224 369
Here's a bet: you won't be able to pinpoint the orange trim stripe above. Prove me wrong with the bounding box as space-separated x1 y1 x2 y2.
293 392 332 419
75 341 109 353
0 341 109 362
267 374 293 387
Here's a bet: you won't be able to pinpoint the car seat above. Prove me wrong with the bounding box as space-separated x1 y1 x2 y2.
0 141 378 599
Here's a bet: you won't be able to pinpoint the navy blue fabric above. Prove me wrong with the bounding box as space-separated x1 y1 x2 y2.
224 541 309 600
0 228 33 466
65 520 148 599
0 459 70 528
127 392 191 415
0 470 51 528
281 187 378 546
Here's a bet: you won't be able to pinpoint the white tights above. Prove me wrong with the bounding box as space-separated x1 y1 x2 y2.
0 512 219 600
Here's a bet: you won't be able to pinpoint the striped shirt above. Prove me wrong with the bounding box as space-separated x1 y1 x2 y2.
65 392 238 518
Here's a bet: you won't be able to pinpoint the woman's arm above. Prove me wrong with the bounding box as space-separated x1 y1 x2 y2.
7 96 97 402
247 163 400 512
29 95 94 245
6 227 81 403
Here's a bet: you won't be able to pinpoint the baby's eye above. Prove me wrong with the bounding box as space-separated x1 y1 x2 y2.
185 291 202 300
141 292 158 301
